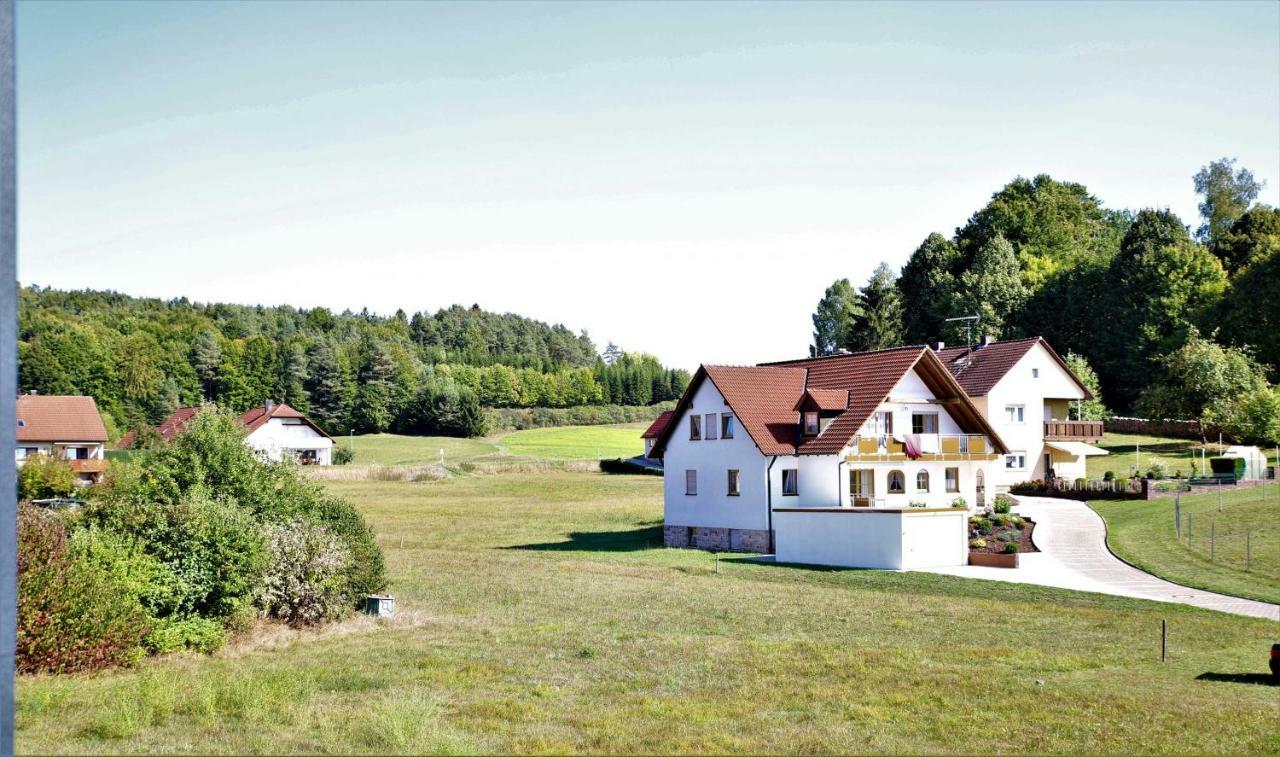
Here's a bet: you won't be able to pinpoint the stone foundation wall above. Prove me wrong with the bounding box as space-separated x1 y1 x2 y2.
663 525 690 548
664 525 771 554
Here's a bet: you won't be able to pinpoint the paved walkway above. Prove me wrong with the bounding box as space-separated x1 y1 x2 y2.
921 495 1280 621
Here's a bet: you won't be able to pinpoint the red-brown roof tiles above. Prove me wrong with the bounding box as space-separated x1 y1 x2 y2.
938 337 1091 399
16 395 108 443
803 388 850 411
703 365 808 455
649 344 1009 458
641 410 675 439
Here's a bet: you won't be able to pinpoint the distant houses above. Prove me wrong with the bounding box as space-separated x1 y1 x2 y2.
16 393 109 486
121 400 335 465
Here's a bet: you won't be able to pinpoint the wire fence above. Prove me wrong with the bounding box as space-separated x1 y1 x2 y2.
1172 487 1278 573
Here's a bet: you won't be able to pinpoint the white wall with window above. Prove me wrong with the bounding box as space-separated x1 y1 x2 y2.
662 378 772 532
983 343 1087 489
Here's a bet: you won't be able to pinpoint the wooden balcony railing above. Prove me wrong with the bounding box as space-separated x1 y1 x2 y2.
1043 420 1104 442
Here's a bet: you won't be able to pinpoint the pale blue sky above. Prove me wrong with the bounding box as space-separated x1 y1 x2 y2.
16 1 1280 369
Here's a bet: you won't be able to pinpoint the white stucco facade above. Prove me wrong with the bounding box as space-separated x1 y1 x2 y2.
979 343 1091 489
246 417 334 465
662 377 772 533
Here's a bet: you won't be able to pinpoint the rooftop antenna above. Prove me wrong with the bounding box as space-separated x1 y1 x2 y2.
944 314 980 368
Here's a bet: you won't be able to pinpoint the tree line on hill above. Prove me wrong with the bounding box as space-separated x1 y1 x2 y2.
810 158 1280 443
18 291 690 439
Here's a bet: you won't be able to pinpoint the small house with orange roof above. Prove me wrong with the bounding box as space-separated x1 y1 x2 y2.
16 393 110 486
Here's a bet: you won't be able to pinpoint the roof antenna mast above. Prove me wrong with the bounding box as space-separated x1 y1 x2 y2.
943 314 981 367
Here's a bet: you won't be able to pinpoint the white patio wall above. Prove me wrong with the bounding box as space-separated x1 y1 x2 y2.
773 508 968 570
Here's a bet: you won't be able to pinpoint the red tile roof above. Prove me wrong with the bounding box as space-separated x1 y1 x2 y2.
704 365 808 455
803 388 850 411
649 345 1008 458
937 337 1091 399
16 395 108 443
641 410 675 439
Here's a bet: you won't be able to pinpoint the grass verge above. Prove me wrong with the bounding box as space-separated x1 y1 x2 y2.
1089 484 1280 604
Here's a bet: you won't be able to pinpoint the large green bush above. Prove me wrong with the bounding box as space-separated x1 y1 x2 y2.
99 408 386 613
17 504 149 674
17 455 77 500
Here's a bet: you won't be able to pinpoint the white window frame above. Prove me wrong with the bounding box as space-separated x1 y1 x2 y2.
1004 452 1027 470
727 469 740 497
781 469 798 496
704 413 717 440
915 469 930 492
685 469 697 495
803 411 819 436
1004 404 1025 425
887 469 905 494
720 413 734 439
689 414 701 441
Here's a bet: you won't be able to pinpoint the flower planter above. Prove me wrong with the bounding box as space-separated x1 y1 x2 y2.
969 551 1019 568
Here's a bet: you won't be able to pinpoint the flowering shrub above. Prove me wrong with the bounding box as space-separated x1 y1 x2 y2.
17 504 149 674
259 519 353 627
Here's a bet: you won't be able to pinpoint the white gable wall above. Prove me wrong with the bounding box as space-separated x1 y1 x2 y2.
984 343 1086 487
663 377 772 531
246 417 334 465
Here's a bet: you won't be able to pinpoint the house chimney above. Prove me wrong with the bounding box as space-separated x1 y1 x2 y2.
834 348 851 355
982 334 994 347
265 398 274 413
934 341 945 352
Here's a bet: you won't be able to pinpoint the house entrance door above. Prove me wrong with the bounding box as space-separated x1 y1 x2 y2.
975 469 985 508
849 469 874 507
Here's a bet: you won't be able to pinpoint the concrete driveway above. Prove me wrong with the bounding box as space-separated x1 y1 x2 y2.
920 495 1280 621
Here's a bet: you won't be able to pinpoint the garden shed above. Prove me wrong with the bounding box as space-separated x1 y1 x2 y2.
1221 446 1268 481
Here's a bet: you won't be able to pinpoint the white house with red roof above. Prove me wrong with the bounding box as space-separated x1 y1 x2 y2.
936 336 1106 489
641 410 674 458
122 400 334 465
648 346 1009 569
16 393 110 486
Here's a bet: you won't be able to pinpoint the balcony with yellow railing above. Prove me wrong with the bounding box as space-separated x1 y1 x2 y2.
847 434 993 460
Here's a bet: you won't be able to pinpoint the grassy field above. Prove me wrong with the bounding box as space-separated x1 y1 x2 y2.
1089 484 1280 605
341 423 647 469
1088 432 1279 480
499 424 646 460
15 471 1280 754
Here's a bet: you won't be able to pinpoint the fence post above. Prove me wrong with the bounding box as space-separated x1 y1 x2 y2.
1210 522 1215 562
1218 486 1222 512
1161 618 1166 662
1246 531 1251 571
1174 495 1181 539
1187 513 1192 546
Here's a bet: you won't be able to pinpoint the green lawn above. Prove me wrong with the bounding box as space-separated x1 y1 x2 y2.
499 423 647 460
340 424 646 469
1088 432 1279 480
15 472 1280 754
341 433 499 467
1089 484 1280 605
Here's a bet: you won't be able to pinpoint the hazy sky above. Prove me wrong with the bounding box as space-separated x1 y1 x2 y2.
16 1 1280 370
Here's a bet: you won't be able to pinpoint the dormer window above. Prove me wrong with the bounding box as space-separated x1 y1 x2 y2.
803 412 819 436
